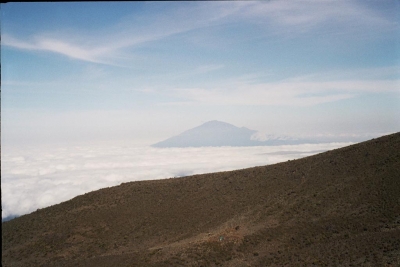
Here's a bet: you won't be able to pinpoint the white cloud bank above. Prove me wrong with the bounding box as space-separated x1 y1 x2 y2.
1 142 352 219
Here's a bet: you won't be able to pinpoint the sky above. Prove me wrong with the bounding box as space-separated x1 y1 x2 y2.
2 1 400 147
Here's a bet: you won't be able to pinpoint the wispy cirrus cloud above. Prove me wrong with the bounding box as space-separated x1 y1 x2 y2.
239 0 397 35
167 77 399 107
282 66 400 83
2 33 117 65
2 2 241 66
3 1 397 66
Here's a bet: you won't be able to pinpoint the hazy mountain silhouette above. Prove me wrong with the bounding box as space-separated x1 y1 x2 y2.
3 132 399 266
152 120 307 147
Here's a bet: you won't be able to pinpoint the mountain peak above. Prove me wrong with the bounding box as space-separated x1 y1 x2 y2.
201 120 233 126
152 120 257 148
197 120 245 130
151 120 309 148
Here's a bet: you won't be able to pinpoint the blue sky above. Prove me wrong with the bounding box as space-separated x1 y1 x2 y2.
2 1 400 146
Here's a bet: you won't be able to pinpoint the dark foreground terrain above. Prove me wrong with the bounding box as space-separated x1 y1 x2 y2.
2 133 400 266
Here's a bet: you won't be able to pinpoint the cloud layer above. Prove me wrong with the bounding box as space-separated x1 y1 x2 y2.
1 142 351 219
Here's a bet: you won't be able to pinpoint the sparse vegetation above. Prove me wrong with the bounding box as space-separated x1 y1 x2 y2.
2 133 400 266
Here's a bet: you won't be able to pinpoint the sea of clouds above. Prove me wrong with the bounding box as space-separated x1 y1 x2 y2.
1 142 352 220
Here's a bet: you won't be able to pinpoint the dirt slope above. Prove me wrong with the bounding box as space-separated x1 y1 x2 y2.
2 133 400 266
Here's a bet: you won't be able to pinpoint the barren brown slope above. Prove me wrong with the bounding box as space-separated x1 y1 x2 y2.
2 133 400 267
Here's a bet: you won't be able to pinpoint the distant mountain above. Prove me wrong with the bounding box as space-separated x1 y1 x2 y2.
152 120 256 147
152 120 308 147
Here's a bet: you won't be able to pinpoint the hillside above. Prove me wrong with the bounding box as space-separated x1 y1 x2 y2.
2 133 400 266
